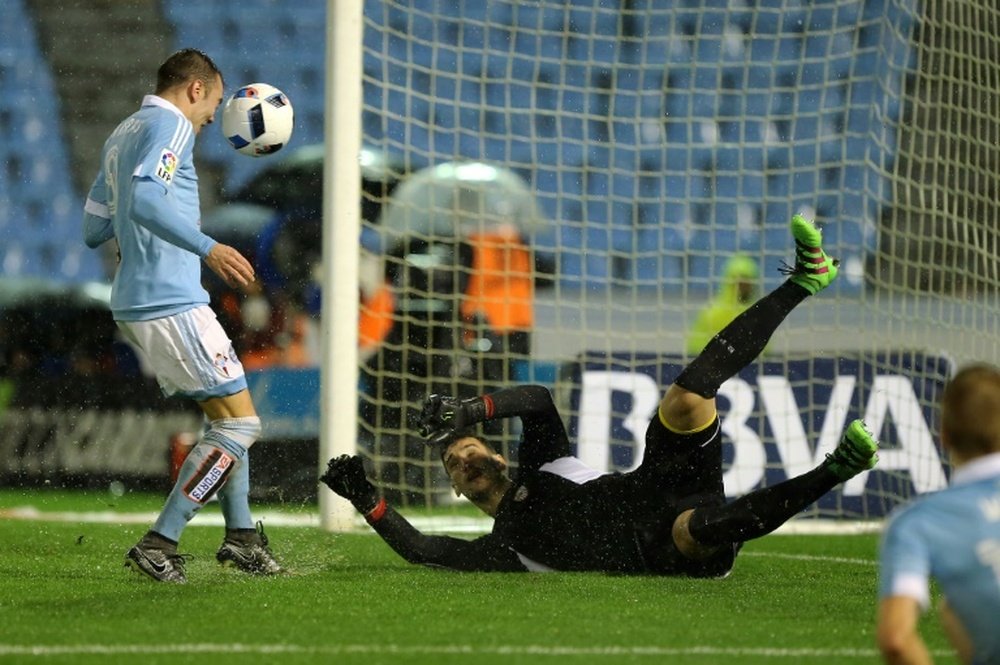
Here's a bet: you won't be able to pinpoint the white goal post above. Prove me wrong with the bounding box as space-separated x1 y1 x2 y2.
321 0 1000 530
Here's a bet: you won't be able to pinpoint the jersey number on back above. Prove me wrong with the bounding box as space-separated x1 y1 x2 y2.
104 146 120 216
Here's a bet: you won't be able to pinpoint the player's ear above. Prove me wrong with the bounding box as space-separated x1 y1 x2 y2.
494 454 508 473
188 77 205 101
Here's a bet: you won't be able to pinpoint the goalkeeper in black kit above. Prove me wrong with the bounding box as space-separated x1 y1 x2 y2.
321 216 880 575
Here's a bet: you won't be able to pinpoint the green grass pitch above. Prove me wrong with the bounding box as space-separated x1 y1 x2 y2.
0 489 956 665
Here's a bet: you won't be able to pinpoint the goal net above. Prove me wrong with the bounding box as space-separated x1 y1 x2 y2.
354 0 1000 519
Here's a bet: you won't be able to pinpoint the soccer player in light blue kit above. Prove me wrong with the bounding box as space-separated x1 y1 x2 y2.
82 49 281 583
878 363 1000 664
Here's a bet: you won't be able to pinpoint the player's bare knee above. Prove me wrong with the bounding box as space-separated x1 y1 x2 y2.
672 509 722 561
660 386 713 432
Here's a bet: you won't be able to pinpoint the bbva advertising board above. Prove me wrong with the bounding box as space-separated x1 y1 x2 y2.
564 352 953 517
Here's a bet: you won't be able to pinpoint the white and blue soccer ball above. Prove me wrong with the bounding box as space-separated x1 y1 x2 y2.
221 83 294 157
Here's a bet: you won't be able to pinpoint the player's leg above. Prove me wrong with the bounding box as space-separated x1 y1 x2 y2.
121 307 278 581
659 215 840 559
663 214 839 431
204 390 283 575
676 420 878 553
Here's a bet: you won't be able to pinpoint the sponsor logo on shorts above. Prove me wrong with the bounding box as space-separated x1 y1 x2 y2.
513 485 529 502
184 450 234 503
214 352 231 377
154 149 179 185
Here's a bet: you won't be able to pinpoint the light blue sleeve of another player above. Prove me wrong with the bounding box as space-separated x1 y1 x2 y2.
83 173 115 248
878 506 931 609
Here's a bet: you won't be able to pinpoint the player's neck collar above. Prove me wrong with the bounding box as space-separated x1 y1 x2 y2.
142 95 188 122
951 451 1000 486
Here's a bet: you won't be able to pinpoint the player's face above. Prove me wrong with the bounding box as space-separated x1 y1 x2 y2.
443 436 506 498
191 74 224 134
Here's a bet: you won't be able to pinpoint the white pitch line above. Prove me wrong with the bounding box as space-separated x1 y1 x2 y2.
0 506 884 535
0 507 488 533
739 551 878 567
0 643 953 658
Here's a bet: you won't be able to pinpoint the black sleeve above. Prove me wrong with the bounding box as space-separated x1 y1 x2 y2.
486 384 571 471
368 506 527 572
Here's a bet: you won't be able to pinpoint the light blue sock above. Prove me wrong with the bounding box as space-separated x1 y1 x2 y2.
217 454 254 530
211 417 262 532
152 436 246 542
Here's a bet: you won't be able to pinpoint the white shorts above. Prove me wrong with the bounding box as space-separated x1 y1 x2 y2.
117 305 248 401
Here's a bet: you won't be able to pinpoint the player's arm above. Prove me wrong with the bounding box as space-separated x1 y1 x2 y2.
82 175 114 248
938 598 973 664
320 455 526 572
421 385 571 469
130 179 255 288
877 511 935 665
368 507 526 571
130 178 216 257
83 206 115 248
877 596 933 665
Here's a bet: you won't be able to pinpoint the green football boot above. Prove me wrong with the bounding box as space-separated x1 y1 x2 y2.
825 419 879 481
785 214 839 295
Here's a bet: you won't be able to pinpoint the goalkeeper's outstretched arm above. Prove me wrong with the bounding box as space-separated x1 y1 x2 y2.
320 454 526 572
366 505 526 572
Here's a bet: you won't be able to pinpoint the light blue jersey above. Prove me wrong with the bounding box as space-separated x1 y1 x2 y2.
83 95 216 321
879 453 1000 665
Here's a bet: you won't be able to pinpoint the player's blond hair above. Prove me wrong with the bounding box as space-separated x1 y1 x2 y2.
941 363 1000 457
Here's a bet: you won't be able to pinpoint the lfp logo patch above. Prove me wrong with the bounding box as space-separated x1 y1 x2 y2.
155 148 179 185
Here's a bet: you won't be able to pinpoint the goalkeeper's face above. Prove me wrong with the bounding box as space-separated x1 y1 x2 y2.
442 436 508 501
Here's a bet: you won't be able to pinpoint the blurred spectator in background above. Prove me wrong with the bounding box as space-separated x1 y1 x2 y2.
461 225 534 384
686 254 762 357
0 281 127 380
359 161 546 504
198 144 409 370
358 249 396 362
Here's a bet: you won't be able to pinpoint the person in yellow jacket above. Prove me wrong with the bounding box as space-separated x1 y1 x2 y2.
686 254 761 356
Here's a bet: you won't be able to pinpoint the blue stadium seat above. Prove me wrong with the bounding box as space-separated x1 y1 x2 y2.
747 9 781 36
765 168 792 201
791 114 820 143
741 172 766 202
533 166 584 223
567 35 620 68
845 105 872 137
790 169 821 198
0 0 104 280
692 34 723 64
155 0 909 290
568 1 621 33
835 1 862 28
820 218 875 253
554 224 611 289
634 228 685 286
684 227 739 283
640 35 693 68
503 2 567 31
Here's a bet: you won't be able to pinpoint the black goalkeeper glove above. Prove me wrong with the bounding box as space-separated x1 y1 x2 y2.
319 455 379 514
419 394 488 447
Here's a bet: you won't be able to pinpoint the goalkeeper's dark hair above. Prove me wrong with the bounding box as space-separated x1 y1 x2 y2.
437 428 498 462
156 48 224 94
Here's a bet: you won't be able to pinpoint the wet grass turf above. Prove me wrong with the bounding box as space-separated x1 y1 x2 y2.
0 489 957 665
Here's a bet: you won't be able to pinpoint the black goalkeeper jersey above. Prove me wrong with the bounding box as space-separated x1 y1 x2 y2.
490 457 662 572
368 384 709 574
